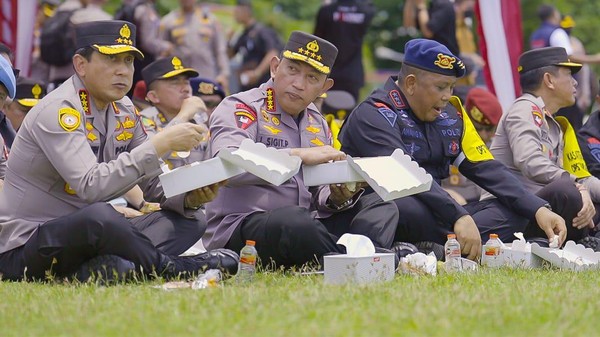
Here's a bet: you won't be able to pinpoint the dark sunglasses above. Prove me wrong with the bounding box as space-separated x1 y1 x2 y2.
12 68 20 78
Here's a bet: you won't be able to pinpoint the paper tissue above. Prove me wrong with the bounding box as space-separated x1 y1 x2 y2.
400 252 437 276
323 234 395 285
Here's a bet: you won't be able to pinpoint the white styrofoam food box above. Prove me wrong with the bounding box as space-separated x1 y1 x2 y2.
302 160 365 187
159 157 245 198
347 148 433 201
499 244 542 268
323 253 395 285
531 241 600 271
218 139 302 186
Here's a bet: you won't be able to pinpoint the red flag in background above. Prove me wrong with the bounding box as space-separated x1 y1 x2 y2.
476 0 523 110
0 0 36 75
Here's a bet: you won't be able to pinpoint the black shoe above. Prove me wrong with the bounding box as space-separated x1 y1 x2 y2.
390 241 419 259
74 255 136 283
414 241 445 261
162 248 239 279
578 236 600 252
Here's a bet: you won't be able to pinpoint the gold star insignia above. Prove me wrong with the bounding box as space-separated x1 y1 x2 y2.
303 49 310 56
311 52 316 58
298 47 304 54
316 55 322 61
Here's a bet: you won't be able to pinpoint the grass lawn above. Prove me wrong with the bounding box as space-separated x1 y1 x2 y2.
1 267 598 337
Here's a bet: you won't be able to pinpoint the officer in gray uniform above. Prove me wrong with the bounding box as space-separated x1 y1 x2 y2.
482 47 600 244
160 0 230 91
0 56 16 182
0 20 237 282
204 31 400 267
140 56 209 166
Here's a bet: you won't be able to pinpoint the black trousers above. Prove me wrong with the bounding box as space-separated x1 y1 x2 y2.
393 178 586 245
0 203 203 281
224 193 399 267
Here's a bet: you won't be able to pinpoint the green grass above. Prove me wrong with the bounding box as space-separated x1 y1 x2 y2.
1 267 599 336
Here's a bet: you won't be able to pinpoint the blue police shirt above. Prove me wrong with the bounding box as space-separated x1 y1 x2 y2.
339 77 547 226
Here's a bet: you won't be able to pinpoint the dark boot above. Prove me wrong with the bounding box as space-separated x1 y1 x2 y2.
160 248 239 279
73 254 136 283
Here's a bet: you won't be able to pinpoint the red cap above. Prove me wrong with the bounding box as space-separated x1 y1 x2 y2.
465 87 502 126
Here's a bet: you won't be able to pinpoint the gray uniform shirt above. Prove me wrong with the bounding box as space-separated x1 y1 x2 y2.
204 80 336 250
0 76 169 254
160 6 229 80
482 93 600 201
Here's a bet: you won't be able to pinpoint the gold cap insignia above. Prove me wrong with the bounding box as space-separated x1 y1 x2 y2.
117 24 133 45
469 106 484 124
434 53 456 70
306 40 320 53
32 84 42 99
172 57 183 70
198 82 214 95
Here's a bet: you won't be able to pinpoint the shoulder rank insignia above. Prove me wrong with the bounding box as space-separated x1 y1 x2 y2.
59 107 81 132
79 90 91 115
263 125 282 135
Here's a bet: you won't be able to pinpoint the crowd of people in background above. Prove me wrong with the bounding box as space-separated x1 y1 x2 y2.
1 0 600 282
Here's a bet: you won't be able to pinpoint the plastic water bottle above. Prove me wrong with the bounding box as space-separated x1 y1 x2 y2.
237 240 257 283
482 234 502 268
444 233 462 272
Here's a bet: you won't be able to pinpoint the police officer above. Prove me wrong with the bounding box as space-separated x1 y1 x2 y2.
0 56 16 183
4 77 47 131
140 56 209 165
339 39 566 260
0 20 238 282
204 31 400 267
484 47 600 246
160 0 230 92
189 77 225 120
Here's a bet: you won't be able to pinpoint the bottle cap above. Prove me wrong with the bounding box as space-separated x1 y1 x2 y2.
246 240 256 246
490 234 498 239
447 233 456 239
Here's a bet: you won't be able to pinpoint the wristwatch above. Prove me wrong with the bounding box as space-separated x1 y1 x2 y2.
542 203 552 211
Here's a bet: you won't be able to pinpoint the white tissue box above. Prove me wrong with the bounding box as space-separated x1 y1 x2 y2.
500 244 542 268
323 253 395 285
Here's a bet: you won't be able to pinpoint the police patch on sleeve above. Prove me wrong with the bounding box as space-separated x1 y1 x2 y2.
374 102 397 127
531 106 543 127
449 96 493 162
58 107 81 132
235 110 256 130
